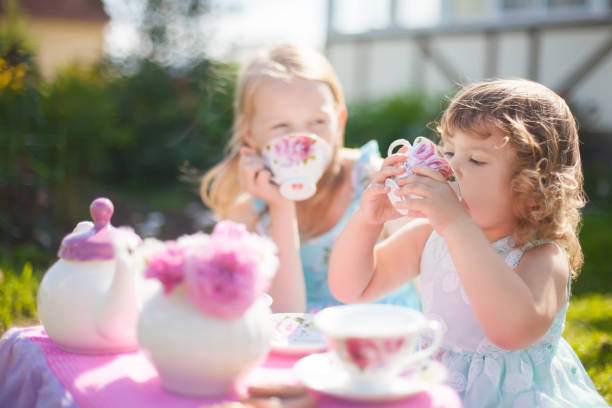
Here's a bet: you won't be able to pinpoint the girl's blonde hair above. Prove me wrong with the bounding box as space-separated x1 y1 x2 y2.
200 44 346 227
438 79 586 275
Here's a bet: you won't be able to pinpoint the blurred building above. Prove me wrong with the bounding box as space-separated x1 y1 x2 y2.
0 0 109 77
326 0 612 132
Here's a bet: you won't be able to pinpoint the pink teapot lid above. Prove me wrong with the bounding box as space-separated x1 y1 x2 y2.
58 198 129 261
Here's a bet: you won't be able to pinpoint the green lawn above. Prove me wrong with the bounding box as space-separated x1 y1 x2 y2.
1 210 610 404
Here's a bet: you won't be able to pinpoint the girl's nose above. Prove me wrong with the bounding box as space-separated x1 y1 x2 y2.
449 156 462 178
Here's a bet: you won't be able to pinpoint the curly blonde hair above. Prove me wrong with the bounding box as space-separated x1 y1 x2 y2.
200 44 346 231
438 79 586 275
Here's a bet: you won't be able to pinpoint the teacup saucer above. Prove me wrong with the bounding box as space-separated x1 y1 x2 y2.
294 352 447 403
270 313 326 355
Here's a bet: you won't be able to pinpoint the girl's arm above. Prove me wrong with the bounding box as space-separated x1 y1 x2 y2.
265 201 306 312
328 153 432 303
227 148 306 312
443 221 569 350
400 167 570 350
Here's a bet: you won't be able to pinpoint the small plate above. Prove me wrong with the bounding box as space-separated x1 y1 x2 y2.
294 352 447 403
270 313 326 355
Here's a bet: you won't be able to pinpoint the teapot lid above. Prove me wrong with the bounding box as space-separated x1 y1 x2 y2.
58 198 127 261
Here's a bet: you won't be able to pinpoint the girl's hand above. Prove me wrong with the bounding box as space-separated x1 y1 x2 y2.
238 147 292 209
394 165 470 235
357 152 409 226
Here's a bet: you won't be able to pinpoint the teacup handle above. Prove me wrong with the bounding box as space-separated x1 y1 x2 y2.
401 320 443 366
387 139 412 157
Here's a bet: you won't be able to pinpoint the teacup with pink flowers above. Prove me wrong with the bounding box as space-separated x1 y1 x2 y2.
262 133 332 201
385 136 459 215
313 304 443 386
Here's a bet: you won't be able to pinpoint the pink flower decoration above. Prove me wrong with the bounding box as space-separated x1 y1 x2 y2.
422 155 454 180
344 337 406 370
211 219 249 239
292 135 314 161
184 238 262 319
272 135 314 166
144 242 186 294
183 220 277 319
410 139 437 162
143 220 278 319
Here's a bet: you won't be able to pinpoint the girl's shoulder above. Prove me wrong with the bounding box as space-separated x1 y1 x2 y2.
516 240 572 306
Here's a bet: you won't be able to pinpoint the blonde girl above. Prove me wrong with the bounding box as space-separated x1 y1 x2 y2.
329 79 607 406
201 44 420 312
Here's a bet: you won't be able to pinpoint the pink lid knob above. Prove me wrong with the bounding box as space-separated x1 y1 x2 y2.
58 197 139 261
90 198 114 230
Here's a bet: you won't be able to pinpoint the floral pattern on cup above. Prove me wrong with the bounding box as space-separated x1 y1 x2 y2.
340 336 408 371
386 136 458 215
267 134 317 167
314 304 443 385
262 133 332 201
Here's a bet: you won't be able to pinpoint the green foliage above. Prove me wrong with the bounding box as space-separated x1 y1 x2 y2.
575 209 612 295
564 294 612 403
0 262 41 332
345 92 444 153
1 50 235 250
103 59 235 189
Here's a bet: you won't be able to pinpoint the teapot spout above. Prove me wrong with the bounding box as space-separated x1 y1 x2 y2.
95 228 142 345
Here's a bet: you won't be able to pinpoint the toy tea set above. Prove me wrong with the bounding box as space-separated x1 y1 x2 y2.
386 136 459 215
261 132 332 201
36 135 449 402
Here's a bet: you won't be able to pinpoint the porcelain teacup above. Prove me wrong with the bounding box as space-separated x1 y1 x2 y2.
313 304 443 386
385 136 458 215
261 133 332 201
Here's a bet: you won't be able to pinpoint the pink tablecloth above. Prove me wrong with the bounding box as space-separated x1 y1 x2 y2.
0 326 462 408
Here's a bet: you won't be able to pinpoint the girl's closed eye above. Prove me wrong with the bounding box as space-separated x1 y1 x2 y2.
470 157 486 165
312 118 327 126
272 122 289 131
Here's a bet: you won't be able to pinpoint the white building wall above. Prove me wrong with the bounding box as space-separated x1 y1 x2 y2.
327 25 612 131
367 40 414 99
497 32 529 79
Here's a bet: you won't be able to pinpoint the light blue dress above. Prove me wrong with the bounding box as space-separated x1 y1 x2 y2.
420 231 608 407
255 140 421 312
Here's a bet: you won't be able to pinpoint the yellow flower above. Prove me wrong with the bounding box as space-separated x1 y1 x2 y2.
0 70 12 90
0 59 27 92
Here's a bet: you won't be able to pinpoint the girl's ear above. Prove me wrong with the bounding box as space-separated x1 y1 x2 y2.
242 129 257 149
337 105 348 134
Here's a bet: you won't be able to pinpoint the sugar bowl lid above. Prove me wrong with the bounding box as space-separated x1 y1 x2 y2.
58 198 129 261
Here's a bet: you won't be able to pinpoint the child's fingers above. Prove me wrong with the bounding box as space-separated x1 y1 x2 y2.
240 151 265 168
365 182 389 196
397 183 431 198
240 146 257 156
397 145 410 154
371 165 405 184
411 165 446 182
254 168 275 188
381 154 408 168
395 197 429 217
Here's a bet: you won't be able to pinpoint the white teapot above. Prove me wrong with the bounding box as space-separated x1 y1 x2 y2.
37 197 160 354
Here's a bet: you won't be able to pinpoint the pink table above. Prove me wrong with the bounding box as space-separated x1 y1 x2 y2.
0 326 462 408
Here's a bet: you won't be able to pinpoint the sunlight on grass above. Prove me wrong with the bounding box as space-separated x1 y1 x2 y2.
565 294 612 404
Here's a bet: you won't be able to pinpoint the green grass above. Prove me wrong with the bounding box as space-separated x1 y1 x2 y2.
0 209 610 404
0 262 41 331
565 294 612 403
